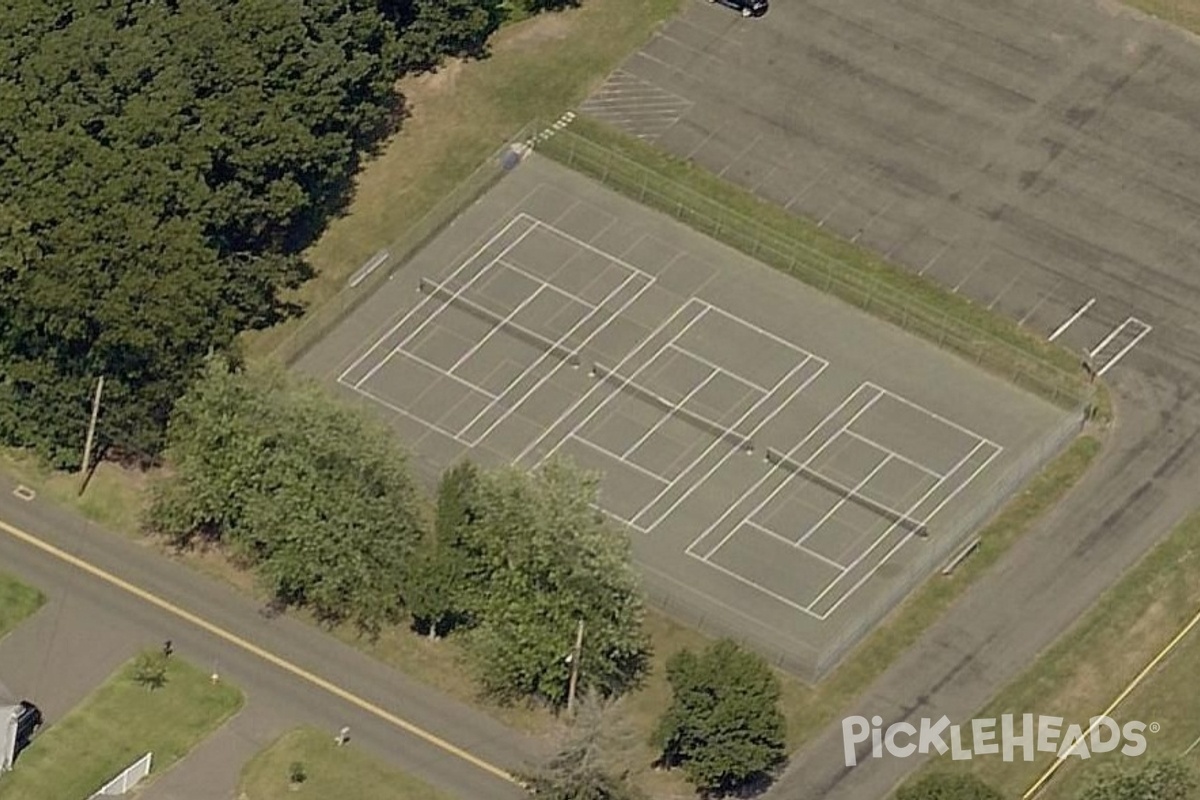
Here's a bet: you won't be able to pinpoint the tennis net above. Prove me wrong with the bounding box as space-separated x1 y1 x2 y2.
591 362 753 451
764 448 927 535
419 277 581 367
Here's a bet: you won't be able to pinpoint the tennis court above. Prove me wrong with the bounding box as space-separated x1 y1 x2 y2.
301 153 1078 680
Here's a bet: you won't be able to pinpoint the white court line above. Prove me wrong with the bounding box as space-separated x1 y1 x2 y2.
631 304 828 531
692 385 885 560
493 259 600 311
521 213 656 282
840 429 944 479
1094 317 1152 377
686 549 825 618
337 216 532 385
353 223 539 389
796 454 894 548
745 519 848 572
1047 297 1096 342
515 300 699 465
460 270 655 446
621 371 718 459
667 343 769 394
813 440 1004 619
1183 732 1200 757
566 434 671 485
632 357 827 532
347 383 465 442
345 348 499 402
444 284 550 374
540 310 708 464
866 381 1001 450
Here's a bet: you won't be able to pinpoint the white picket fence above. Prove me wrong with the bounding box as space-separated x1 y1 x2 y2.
88 752 152 797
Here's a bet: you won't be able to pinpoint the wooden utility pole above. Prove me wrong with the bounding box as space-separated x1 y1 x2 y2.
566 619 585 716
79 375 104 495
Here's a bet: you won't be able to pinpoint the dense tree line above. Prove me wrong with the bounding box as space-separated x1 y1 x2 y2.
0 0 515 467
146 360 648 705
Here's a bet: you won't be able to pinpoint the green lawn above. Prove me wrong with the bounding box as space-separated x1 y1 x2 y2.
0 571 43 640
238 727 457 800
245 0 683 359
905 508 1200 799
0 655 243 800
1123 0 1200 32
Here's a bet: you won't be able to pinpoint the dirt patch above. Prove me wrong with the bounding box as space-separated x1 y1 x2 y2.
403 58 468 100
495 11 577 48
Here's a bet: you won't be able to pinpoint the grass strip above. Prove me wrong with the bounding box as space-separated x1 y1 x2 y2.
905 503 1200 798
537 117 1090 410
0 572 44 640
238 727 457 799
0 655 243 800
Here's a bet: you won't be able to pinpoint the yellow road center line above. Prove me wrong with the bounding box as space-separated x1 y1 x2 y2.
1022 601 1200 798
0 516 518 785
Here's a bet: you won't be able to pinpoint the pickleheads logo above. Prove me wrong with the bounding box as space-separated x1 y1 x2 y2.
841 715 1153 766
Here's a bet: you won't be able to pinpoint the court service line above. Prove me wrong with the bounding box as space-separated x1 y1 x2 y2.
685 549 825 619
866 381 1000 449
465 271 657 447
796 454 894 548
568 434 671 485
0 516 517 786
1047 297 1095 342
744 519 848 572
632 357 824 532
445 285 549 374
337 216 531 386
355 226 537 390
1023 597 1200 798
840 429 944 479
692 385 884 560
516 300 702 465
816 441 1003 619
621 371 718 459
540 311 706 465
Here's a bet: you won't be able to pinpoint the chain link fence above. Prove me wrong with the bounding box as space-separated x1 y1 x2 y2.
269 124 537 366
533 123 1095 681
535 127 1090 412
641 406 1085 684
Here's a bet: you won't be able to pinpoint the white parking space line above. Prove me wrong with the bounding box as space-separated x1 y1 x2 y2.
1048 297 1096 341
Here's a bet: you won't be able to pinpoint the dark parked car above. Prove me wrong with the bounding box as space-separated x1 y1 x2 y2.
711 0 768 17
14 701 42 746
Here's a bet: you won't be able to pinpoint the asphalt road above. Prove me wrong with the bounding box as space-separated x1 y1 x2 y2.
586 0 1200 797
0 471 536 800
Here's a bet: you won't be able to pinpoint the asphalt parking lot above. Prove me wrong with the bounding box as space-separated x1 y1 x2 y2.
583 0 1200 378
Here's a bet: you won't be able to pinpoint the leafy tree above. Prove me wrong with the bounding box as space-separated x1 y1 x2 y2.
132 651 170 691
1077 760 1195 800
405 460 481 638
464 459 649 707
146 359 425 634
522 692 643 800
653 640 787 796
516 0 582 13
383 0 505 71
1 0 506 467
896 773 1003 800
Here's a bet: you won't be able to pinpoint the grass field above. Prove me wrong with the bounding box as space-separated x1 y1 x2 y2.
0 571 43 640
245 0 682 358
0 655 243 800
238 727 456 800
1124 0 1200 32
905 507 1200 799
